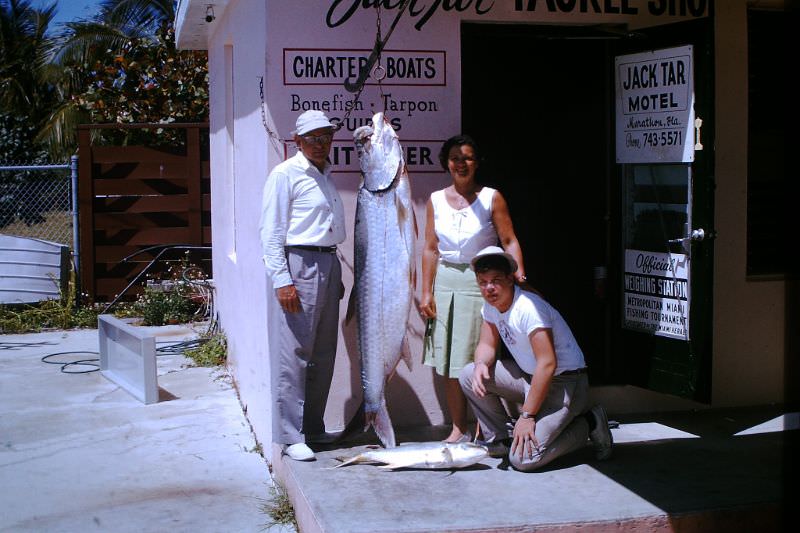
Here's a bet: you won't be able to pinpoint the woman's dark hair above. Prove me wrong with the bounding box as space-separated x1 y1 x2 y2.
474 255 513 275
438 134 480 171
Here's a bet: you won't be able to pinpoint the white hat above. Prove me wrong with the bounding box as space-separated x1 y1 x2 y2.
293 110 334 135
470 245 518 273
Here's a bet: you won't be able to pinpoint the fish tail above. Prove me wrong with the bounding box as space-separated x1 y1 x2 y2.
367 399 396 448
330 454 365 469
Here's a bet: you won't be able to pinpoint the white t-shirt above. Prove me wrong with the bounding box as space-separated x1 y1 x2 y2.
432 186 497 264
481 287 586 375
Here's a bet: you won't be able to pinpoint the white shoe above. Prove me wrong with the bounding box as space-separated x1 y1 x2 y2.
284 443 315 461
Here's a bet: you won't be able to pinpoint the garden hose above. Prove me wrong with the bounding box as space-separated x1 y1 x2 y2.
37 339 210 374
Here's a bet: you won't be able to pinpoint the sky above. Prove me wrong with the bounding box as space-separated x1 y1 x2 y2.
33 0 105 28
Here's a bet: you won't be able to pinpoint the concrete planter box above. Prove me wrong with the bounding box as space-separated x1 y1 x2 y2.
98 315 207 404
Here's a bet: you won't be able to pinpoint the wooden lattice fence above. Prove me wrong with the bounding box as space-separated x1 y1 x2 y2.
77 123 211 302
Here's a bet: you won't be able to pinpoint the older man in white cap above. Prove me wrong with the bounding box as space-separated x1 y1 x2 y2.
459 245 613 472
260 110 345 461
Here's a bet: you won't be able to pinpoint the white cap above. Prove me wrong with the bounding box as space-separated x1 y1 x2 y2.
470 245 518 273
293 110 334 135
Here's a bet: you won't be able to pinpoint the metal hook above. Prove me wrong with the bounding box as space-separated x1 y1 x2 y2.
343 0 410 93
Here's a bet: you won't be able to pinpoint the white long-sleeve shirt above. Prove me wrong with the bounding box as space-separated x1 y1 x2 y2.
259 151 346 288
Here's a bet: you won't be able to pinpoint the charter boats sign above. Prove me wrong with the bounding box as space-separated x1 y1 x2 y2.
615 45 694 163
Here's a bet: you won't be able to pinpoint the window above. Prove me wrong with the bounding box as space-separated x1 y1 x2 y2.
225 44 237 259
747 10 785 277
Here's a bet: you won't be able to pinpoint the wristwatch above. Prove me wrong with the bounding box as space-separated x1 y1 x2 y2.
520 411 535 420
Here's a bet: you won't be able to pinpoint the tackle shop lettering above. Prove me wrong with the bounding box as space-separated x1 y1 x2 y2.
326 0 708 31
327 0 494 31
513 0 707 16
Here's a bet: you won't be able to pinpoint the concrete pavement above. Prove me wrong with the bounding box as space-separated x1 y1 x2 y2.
1 327 791 532
0 327 293 533
275 398 791 532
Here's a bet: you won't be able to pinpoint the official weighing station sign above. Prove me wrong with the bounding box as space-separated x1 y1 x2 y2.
615 45 694 163
623 249 689 340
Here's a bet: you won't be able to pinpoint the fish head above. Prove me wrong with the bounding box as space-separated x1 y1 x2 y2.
445 442 490 466
355 112 403 192
353 125 374 146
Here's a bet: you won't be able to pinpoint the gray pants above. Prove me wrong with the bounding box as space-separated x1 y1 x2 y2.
459 358 590 472
274 248 342 445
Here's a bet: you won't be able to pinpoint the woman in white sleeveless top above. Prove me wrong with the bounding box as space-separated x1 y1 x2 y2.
420 135 527 443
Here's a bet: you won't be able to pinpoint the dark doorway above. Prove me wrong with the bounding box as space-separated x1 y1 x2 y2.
462 24 615 382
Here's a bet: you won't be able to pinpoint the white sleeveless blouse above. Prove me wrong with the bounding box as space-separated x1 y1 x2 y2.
432 187 498 264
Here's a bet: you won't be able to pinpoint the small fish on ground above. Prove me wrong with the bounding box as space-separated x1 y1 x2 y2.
332 441 489 470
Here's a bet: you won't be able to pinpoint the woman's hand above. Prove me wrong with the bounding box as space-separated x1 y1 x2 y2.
419 292 437 319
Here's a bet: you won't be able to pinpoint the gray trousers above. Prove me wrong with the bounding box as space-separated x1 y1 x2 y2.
273 248 342 445
459 358 590 472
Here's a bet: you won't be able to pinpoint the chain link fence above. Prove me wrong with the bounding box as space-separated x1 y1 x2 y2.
0 162 75 246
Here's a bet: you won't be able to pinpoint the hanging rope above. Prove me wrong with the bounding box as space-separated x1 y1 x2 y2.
373 3 388 105
259 76 288 153
342 0 409 94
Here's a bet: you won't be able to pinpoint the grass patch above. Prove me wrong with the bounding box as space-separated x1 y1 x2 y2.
260 482 297 530
1 210 72 245
0 274 100 334
248 441 264 456
183 331 227 367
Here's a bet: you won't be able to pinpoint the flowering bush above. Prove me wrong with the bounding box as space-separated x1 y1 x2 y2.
132 283 198 326
70 25 208 148
115 255 210 326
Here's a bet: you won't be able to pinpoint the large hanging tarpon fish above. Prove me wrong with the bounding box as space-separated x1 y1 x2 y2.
352 112 416 448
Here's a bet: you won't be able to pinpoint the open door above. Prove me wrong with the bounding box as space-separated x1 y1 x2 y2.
461 15 713 401
612 18 715 402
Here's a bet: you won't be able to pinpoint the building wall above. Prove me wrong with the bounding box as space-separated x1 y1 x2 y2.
206 0 276 445
262 1 460 435
189 0 786 454
711 1 785 406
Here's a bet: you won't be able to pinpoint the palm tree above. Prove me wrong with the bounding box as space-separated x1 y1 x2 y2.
38 0 192 158
0 0 57 162
0 0 55 111
53 0 174 66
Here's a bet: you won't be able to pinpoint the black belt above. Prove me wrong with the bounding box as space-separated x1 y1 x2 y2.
559 367 588 376
286 244 337 253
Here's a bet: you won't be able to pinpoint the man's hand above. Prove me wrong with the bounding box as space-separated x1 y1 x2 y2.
276 285 301 313
511 416 538 461
471 360 491 398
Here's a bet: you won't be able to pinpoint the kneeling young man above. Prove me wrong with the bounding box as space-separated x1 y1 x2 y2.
459 246 613 472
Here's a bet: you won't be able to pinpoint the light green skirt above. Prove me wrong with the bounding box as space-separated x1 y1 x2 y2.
423 261 484 379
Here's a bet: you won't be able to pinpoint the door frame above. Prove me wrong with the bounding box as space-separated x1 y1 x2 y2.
610 16 716 402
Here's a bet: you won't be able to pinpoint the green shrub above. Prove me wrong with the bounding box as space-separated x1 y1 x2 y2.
184 332 227 367
260 482 297 530
0 274 100 334
132 283 200 326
